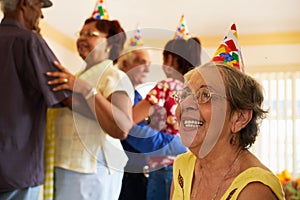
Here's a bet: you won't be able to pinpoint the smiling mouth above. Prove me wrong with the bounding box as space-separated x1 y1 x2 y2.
183 119 204 128
77 42 89 49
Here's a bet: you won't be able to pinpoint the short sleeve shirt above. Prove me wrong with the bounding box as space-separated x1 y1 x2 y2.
0 18 71 192
54 60 133 174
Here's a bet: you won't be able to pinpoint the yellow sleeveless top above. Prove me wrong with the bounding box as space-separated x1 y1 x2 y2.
172 152 284 200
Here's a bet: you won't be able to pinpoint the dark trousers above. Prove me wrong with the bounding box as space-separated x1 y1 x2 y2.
119 172 148 200
146 166 173 200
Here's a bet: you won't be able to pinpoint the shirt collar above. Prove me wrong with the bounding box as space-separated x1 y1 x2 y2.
1 17 27 30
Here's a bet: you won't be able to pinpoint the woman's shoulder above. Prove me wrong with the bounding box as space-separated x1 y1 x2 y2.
237 167 277 180
98 60 131 80
223 167 284 200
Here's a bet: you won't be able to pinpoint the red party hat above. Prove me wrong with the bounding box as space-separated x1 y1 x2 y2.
212 24 245 72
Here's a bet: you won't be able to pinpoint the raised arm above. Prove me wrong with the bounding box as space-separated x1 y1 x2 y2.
132 99 153 124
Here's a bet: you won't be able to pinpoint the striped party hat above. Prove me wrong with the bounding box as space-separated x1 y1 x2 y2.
173 15 191 40
91 0 109 20
129 26 144 47
212 24 245 72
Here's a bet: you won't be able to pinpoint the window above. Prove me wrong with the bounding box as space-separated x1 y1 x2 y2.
251 71 300 177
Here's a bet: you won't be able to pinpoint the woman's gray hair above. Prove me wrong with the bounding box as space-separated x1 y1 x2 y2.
185 62 268 149
1 0 34 13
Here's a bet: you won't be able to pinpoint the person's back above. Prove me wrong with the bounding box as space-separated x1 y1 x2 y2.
0 0 71 198
131 37 201 200
133 38 201 135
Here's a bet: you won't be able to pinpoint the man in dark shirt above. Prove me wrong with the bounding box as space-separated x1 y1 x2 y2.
0 0 71 199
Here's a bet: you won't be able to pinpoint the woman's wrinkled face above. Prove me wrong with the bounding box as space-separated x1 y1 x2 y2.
175 67 229 157
76 21 108 61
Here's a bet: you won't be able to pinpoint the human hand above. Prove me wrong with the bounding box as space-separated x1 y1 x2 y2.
46 61 76 92
47 61 95 98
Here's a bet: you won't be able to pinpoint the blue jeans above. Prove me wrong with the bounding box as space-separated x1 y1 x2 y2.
0 186 41 200
54 149 123 200
146 166 173 200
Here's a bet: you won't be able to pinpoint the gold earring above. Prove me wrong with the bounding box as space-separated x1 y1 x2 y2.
105 48 110 53
230 134 238 145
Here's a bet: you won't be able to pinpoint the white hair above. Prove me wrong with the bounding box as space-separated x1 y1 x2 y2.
117 47 149 70
1 0 34 13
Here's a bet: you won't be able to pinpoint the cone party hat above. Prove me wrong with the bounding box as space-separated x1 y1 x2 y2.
91 0 109 20
212 24 245 72
129 26 144 47
173 15 191 40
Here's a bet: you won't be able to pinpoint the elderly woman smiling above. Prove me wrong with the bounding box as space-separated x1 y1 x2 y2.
170 62 284 200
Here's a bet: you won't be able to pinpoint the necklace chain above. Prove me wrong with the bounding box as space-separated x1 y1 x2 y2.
211 149 244 200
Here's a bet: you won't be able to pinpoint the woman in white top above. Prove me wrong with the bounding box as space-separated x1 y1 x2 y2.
46 18 133 200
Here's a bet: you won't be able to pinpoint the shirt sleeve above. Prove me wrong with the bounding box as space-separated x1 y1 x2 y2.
29 34 72 107
126 125 187 156
99 62 134 104
145 80 168 106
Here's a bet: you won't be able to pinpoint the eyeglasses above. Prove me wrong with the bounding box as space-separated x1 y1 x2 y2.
77 31 102 38
173 87 228 104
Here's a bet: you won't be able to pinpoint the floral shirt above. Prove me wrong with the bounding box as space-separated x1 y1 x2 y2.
146 78 183 135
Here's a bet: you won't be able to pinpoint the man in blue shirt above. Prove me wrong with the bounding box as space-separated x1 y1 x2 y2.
117 48 186 200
